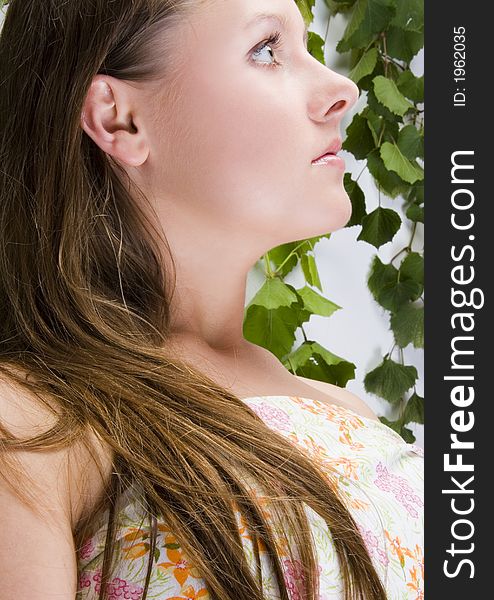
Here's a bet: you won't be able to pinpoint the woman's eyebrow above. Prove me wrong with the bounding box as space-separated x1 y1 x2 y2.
244 12 309 46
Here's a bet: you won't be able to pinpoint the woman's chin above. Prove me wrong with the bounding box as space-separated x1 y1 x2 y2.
270 191 353 242
340 194 353 227
323 192 353 232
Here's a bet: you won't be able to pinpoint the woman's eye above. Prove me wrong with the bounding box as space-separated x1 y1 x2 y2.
251 31 283 68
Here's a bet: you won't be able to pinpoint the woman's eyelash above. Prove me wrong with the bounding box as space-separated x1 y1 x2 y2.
251 30 283 68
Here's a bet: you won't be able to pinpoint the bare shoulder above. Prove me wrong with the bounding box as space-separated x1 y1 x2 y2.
0 373 114 531
0 374 81 597
295 375 380 422
0 373 61 450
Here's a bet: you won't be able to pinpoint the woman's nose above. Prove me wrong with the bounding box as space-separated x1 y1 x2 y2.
308 67 360 124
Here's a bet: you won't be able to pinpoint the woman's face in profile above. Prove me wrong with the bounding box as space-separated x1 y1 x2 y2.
141 0 359 246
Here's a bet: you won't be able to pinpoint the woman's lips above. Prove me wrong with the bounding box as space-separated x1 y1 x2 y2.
311 152 345 169
312 138 342 162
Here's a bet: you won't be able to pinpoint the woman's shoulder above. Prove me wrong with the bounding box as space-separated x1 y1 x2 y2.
0 372 114 533
0 370 60 443
294 375 380 422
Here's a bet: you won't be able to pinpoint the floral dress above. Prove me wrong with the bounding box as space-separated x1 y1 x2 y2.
76 395 424 600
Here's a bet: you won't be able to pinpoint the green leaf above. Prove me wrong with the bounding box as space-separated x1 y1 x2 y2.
246 278 298 311
380 279 422 313
294 307 313 329
400 252 424 288
417 130 424 159
367 87 399 124
357 207 401 249
325 0 358 15
344 173 367 227
243 304 298 359
268 243 300 277
349 47 378 83
363 108 382 146
380 417 416 443
310 233 332 244
364 107 400 146
312 353 356 387
296 285 341 317
403 392 424 425
364 356 417 404
397 71 424 103
285 341 356 386
368 255 398 299
397 125 423 160
373 76 414 117
400 426 417 443
343 112 376 159
391 303 424 348
267 235 329 278
386 26 423 62
406 203 424 223
307 31 326 64
368 255 422 312
356 58 385 92
349 47 364 69
407 183 424 206
390 0 424 32
380 142 424 184
337 0 396 52
295 0 316 25
301 253 322 291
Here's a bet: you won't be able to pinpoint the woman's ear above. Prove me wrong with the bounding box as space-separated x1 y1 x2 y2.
81 75 150 167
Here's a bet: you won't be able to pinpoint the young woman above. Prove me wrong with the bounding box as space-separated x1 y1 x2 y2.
0 1 423 599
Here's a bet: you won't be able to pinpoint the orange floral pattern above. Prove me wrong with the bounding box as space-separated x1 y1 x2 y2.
76 394 423 599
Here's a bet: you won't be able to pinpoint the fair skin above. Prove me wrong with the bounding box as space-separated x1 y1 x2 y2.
81 0 378 421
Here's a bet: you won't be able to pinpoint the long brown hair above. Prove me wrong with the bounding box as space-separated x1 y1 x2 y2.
0 1 387 599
